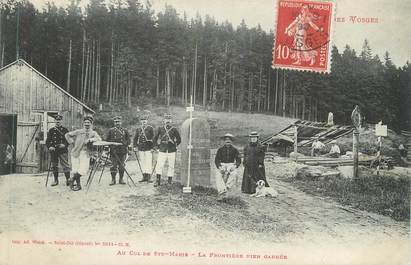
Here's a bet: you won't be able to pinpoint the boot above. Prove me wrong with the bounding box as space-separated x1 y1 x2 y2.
119 171 126 185
69 174 76 190
154 174 161 187
146 174 153 183
64 172 71 186
73 174 81 191
51 172 59 186
168 177 172 185
109 172 116 186
139 174 147 183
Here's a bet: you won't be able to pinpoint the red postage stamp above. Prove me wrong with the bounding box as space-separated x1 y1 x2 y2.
272 0 335 73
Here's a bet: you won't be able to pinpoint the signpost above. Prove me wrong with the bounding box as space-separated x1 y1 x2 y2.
183 96 194 194
375 121 387 175
351 105 361 180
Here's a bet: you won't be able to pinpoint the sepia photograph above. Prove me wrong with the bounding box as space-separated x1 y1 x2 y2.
0 0 410 264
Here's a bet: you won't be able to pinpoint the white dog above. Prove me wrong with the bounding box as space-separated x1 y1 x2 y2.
250 180 278 198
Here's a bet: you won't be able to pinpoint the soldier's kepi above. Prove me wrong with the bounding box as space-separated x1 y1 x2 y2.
133 111 155 183
153 113 181 187
46 113 71 186
106 116 131 185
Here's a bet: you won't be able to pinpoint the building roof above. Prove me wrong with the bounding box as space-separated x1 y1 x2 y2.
261 120 354 146
0 59 95 113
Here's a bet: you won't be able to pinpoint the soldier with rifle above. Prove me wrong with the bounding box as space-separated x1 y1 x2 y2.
106 116 131 185
153 113 181 187
133 112 155 183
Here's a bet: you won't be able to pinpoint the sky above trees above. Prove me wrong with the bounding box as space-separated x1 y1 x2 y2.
28 0 411 66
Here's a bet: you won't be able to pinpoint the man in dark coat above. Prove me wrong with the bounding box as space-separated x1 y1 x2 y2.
106 116 131 185
214 133 241 198
153 113 181 187
46 113 71 186
133 111 155 182
241 131 269 194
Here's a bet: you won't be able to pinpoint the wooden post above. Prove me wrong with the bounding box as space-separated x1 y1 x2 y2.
183 96 194 193
377 136 382 176
353 129 359 179
351 105 361 180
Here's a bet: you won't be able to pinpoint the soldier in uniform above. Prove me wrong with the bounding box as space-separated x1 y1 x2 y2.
45 113 71 186
133 112 155 182
153 113 181 187
65 115 101 191
106 116 131 185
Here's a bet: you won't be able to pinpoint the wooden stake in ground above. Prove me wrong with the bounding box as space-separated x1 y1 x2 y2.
183 96 194 194
351 105 361 179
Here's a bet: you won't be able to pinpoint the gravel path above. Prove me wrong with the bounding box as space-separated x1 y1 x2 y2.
0 161 409 265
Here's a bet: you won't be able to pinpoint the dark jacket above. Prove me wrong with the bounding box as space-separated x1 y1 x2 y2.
242 142 268 194
243 142 265 168
106 127 131 154
133 125 155 151
46 126 69 154
214 145 241 168
153 125 181 153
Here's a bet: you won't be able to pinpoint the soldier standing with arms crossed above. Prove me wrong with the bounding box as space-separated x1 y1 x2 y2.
46 113 71 186
133 112 155 183
106 116 131 185
153 113 181 187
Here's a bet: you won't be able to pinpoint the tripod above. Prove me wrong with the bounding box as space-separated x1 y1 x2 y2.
85 142 137 193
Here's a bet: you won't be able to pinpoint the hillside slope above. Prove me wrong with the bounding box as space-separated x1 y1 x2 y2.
93 103 296 148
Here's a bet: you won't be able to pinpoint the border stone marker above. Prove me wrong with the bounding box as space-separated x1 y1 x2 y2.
178 118 211 187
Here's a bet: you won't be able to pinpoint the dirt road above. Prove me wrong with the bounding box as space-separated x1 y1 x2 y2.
0 161 409 265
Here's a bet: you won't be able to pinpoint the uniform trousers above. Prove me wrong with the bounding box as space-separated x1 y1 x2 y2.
50 152 71 173
138 150 152 174
155 151 176 177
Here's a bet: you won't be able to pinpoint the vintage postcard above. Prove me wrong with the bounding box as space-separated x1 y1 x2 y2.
0 0 409 264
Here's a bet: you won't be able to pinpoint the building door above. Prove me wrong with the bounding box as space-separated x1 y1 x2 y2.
0 114 17 175
16 121 41 173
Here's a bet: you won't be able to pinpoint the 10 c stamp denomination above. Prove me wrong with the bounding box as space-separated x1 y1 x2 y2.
272 0 335 73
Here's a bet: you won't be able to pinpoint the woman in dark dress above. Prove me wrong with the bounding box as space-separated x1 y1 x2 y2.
241 131 269 194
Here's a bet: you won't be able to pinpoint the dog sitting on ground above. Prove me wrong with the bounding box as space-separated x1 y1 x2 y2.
250 180 278 198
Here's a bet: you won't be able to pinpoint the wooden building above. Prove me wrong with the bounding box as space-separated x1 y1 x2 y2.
0 59 94 174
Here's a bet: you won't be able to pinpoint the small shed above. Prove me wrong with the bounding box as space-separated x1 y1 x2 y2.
0 59 94 174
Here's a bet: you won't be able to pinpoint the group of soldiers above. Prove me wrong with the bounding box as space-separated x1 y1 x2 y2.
46 112 181 191
46 111 270 198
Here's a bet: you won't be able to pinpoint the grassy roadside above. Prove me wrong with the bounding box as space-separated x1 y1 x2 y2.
118 183 291 240
282 172 410 221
